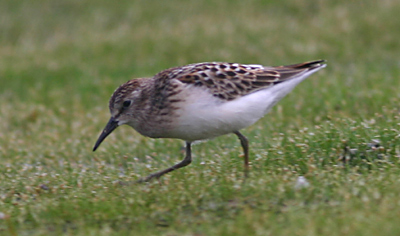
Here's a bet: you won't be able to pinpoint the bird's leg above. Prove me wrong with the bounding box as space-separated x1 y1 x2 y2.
234 131 249 177
138 142 192 183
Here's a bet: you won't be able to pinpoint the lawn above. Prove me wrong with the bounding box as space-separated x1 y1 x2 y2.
1 0 400 235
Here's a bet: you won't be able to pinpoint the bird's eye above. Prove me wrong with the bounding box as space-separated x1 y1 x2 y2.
122 100 131 108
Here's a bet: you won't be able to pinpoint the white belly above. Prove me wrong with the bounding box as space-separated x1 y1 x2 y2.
165 67 323 141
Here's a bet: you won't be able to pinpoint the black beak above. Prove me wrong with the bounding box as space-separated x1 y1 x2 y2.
93 117 119 151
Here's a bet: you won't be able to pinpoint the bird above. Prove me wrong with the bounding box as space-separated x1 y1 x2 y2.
93 60 326 182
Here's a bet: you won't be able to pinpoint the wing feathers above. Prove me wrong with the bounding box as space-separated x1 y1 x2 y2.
156 60 326 101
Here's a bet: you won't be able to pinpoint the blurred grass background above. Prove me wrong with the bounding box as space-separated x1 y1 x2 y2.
1 0 400 235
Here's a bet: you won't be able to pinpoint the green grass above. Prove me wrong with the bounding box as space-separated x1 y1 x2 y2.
1 0 400 235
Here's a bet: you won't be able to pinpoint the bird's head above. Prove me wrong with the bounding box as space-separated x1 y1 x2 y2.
93 79 145 151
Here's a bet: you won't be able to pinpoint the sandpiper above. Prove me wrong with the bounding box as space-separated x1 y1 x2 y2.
93 60 326 182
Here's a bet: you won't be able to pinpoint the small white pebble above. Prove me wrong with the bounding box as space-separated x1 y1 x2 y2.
0 212 5 219
349 148 358 154
295 176 310 189
233 184 241 190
